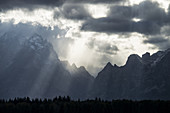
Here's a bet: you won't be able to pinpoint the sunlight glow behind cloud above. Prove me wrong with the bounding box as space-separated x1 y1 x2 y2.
87 4 110 18
0 0 169 75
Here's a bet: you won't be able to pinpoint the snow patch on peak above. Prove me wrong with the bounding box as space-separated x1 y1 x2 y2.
27 34 46 50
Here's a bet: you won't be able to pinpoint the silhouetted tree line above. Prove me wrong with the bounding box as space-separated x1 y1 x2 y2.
0 96 170 113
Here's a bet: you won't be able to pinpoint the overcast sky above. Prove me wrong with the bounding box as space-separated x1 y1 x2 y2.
0 0 170 76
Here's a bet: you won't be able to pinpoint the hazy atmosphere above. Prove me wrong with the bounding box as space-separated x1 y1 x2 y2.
0 0 170 76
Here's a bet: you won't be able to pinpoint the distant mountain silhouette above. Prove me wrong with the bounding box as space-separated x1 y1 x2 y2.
91 49 170 100
0 33 93 99
0 32 170 100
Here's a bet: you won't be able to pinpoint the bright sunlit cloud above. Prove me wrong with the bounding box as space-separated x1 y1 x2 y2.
0 8 59 28
132 18 141 22
128 0 145 5
87 4 110 18
154 0 169 12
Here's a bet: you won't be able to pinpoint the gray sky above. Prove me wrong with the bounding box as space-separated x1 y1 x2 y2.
0 0 170 76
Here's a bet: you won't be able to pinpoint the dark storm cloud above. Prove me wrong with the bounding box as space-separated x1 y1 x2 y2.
82 18 132 33
0 0 125 11
81 1 169 35
81 17 161 35
66 0 124 4
109 6 135 19
0 0 64 11
143 36 170 50
55 4 91 20
143 36 168 44
134 1 167 22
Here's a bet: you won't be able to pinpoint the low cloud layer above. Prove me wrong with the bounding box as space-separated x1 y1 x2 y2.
143 35 170 50
0 0 63 11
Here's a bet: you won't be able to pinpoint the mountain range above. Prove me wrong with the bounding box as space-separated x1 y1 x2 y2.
0 33 170 100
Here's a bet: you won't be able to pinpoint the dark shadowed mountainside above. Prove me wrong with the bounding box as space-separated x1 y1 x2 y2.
91 49 170 100
0 32 170 100
0 33 94 99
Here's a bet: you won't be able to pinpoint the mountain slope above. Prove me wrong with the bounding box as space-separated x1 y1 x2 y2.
0 33 94 99
91 49 170 100
0 30 170 100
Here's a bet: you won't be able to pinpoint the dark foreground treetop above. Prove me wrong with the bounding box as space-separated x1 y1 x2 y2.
0 96 170 113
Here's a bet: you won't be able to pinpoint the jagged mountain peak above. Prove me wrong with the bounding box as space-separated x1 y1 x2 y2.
104 62 113 70
125 54 143 66
77 66 94 78
93 48 170 100
1 29 170 100
128 54 141 59
60 61 93 79
79 66 87 72
0 31 94 99
142 52 150 59
142 52 151 63
71 63 77 69
106 62 112 66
